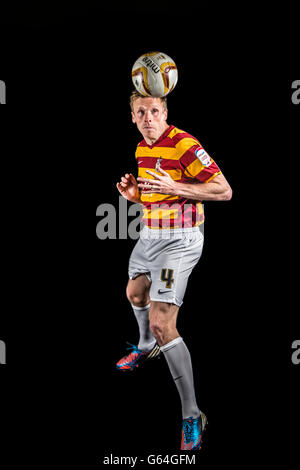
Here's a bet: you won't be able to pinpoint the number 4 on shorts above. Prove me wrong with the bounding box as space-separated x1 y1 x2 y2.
160 269 174 288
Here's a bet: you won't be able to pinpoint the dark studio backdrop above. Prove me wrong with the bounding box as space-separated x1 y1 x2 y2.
0 2 299 468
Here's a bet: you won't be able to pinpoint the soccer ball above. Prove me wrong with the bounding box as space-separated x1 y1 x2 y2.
132 52 178 98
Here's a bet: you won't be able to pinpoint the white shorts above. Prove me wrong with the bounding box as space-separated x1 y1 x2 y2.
128 226 204 307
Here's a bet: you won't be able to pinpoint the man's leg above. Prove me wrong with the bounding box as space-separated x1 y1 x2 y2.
116 274 160 371
149 301 200 419
126 274 156 351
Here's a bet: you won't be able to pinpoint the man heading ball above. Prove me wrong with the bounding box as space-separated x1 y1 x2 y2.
116 90 232 450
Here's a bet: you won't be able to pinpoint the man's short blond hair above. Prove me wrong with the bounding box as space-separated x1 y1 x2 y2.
129 90 168 112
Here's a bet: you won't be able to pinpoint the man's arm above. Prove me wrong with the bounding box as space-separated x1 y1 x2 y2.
174 174 232 201
137 170 232 202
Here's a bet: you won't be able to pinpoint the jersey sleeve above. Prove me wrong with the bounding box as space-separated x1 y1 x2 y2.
179 142 221 183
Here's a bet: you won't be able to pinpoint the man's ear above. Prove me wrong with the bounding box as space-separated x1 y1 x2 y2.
164 109 168 121
131 111 136 123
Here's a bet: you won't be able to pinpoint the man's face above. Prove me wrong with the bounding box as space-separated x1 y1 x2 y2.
131 97 168 144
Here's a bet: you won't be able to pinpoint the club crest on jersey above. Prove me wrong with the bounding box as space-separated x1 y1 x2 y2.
155 157 163 172
195 147 212 167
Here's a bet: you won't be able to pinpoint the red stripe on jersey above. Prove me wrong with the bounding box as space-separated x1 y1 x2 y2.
149 138 174 148
142 213 204 229
136 157 158 168
179 144 201 171
142 199 205 229
138 139 174 148
138 125 175 148
194 162 221 182
138 140 150 147
136 157 182 171
142 197 191 209
170 132 200 147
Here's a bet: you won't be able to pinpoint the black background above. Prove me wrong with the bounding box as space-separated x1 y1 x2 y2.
0 2 299 469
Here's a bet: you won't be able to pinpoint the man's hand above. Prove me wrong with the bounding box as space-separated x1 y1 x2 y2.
137 168 178 195
116 173 141 203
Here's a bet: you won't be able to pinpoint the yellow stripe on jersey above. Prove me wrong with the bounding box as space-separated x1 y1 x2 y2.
141 194 179 203
204 171 222 182
143 207 179 219
175 138 200 158
136 138 199 161
143 203 204 221
136 146 177 159
167 127 185 138
184 158 205 178
184 157 219 179
138 167 182 181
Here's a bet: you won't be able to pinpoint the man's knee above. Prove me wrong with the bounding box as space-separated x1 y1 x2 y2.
149 302 178 343
150 321 164 339
150 317 169 338
150 319 177 345
126 277 150 307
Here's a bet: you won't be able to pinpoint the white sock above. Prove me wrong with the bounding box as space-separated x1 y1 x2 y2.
131 303 156 352
160 337 200 419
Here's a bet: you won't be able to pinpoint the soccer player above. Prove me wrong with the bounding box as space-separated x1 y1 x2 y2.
116 90 232 450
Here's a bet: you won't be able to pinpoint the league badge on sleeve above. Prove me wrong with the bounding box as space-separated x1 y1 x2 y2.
195 147 212 167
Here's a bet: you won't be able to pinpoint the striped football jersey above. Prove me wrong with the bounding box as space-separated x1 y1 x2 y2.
136 125 221 229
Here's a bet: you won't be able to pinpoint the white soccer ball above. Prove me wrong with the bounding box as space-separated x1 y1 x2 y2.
132 52 178 98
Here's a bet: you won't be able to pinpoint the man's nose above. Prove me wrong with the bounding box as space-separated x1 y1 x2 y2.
144 111 152 122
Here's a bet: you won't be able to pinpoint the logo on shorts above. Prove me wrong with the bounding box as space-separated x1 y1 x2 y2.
158 289 171 294
195 147 211 167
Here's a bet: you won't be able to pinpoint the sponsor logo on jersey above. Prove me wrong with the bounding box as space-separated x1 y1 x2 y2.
195 147 212 167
